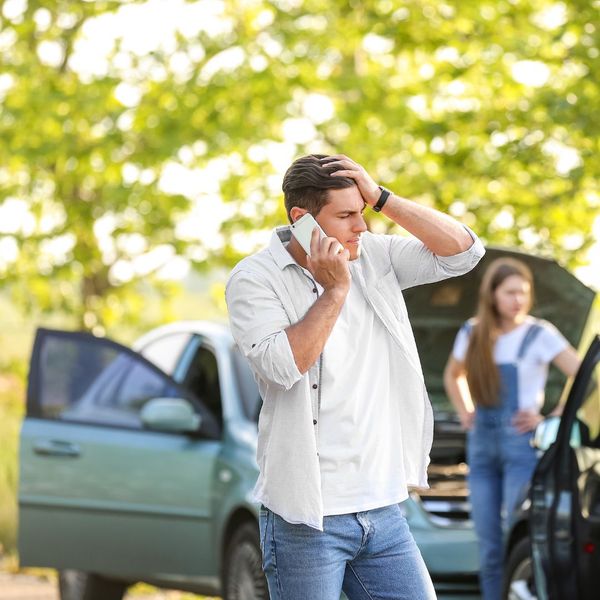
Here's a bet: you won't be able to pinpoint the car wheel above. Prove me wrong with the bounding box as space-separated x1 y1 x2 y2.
503 537 536 600
223 521 269 600
58 570 128 600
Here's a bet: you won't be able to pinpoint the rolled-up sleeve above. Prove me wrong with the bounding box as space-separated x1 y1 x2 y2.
226 270 303 391
389 226 485 289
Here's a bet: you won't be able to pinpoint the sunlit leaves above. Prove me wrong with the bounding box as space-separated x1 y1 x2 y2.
0 0 598 333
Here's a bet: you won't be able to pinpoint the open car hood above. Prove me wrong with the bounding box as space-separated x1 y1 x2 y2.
404 246 597 415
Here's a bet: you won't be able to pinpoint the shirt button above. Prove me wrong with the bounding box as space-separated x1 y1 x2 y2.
312 287 317 293
313 419 317 425
312 384 318 389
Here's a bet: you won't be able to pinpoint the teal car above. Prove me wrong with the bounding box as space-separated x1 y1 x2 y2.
19 320 479 600
20 247 596 600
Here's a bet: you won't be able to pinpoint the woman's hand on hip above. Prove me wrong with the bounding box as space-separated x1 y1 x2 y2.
512 410 543 433
459 410 475 431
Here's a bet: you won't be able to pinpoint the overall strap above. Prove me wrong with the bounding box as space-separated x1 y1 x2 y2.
517 323 543 359
461 321 474 336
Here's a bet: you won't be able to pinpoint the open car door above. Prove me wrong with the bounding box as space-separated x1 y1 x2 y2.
19 328 222 587
530 335 600 600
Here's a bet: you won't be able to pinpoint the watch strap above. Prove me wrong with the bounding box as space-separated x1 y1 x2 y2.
373 186 391 212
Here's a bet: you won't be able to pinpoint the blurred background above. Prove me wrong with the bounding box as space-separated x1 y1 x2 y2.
1 0 599 595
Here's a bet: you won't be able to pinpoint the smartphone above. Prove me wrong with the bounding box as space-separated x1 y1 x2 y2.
290 213 327 256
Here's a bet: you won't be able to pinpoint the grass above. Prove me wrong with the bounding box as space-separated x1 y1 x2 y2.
0 372 24 559
128 582 217 598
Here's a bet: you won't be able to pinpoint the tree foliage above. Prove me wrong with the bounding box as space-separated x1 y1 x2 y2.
0 0 598 331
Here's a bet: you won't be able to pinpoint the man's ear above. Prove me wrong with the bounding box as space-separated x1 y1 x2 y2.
289 207 308 223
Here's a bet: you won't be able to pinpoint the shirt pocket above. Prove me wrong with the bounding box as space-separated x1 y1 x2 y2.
375 268 407 323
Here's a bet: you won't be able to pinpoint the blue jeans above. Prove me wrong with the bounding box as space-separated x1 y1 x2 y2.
259 503 436 600
468 422 537 600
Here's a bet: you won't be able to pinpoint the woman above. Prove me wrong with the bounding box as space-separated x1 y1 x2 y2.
443 257 580 600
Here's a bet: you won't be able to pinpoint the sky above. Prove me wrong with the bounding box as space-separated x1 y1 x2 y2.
1 0 599 290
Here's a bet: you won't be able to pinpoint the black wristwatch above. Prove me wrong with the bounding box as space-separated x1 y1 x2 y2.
372 186 391 212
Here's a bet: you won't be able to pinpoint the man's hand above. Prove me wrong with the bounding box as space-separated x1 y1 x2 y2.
306 226 351 293
320 155 380 207
512 410 544 433
321 154 475 257
285 227 351 374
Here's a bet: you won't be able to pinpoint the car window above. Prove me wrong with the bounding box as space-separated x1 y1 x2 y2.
35 332 183 428
575 357 600 448
138 332 191 375
231 345 262 422
93 356 179 412
179 340 223 427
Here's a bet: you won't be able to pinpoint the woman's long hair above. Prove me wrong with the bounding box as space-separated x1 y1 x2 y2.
465 258 534 407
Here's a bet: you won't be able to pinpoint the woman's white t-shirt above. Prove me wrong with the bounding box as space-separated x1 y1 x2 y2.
452 316 569 412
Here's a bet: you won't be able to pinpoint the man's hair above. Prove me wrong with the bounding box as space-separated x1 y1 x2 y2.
282 154 355 222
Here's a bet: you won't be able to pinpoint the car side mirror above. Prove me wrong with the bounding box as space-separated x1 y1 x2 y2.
532 414 582 452
140 398 201 433
532 416 561 452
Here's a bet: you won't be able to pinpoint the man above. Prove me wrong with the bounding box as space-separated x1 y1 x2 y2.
226 154 485 599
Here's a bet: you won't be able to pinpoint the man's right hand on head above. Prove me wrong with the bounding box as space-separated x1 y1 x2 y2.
306 226 351 294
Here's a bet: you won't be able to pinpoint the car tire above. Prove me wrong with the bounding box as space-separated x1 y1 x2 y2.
223 521 269 600
58 569 128 600
503 537 536 600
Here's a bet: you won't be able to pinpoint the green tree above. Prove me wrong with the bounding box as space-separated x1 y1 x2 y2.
0 0 598 332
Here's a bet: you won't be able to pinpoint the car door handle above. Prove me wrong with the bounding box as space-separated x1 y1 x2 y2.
32 440 81 458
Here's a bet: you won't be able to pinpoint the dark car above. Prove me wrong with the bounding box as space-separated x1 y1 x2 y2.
503 335 600 600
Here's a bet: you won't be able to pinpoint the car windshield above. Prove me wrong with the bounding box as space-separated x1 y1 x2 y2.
231 345 262 423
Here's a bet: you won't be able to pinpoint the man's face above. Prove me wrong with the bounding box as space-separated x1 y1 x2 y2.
314 186 368 261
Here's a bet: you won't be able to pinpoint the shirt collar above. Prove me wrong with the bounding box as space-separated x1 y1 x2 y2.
268 226 297 270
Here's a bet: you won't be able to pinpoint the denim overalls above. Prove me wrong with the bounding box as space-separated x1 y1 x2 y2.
464 322 542 600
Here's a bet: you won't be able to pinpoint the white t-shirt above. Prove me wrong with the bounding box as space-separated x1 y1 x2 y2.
452 316 569 412
317 261 408 516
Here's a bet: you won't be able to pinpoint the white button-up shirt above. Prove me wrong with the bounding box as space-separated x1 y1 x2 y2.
226 226 485 530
